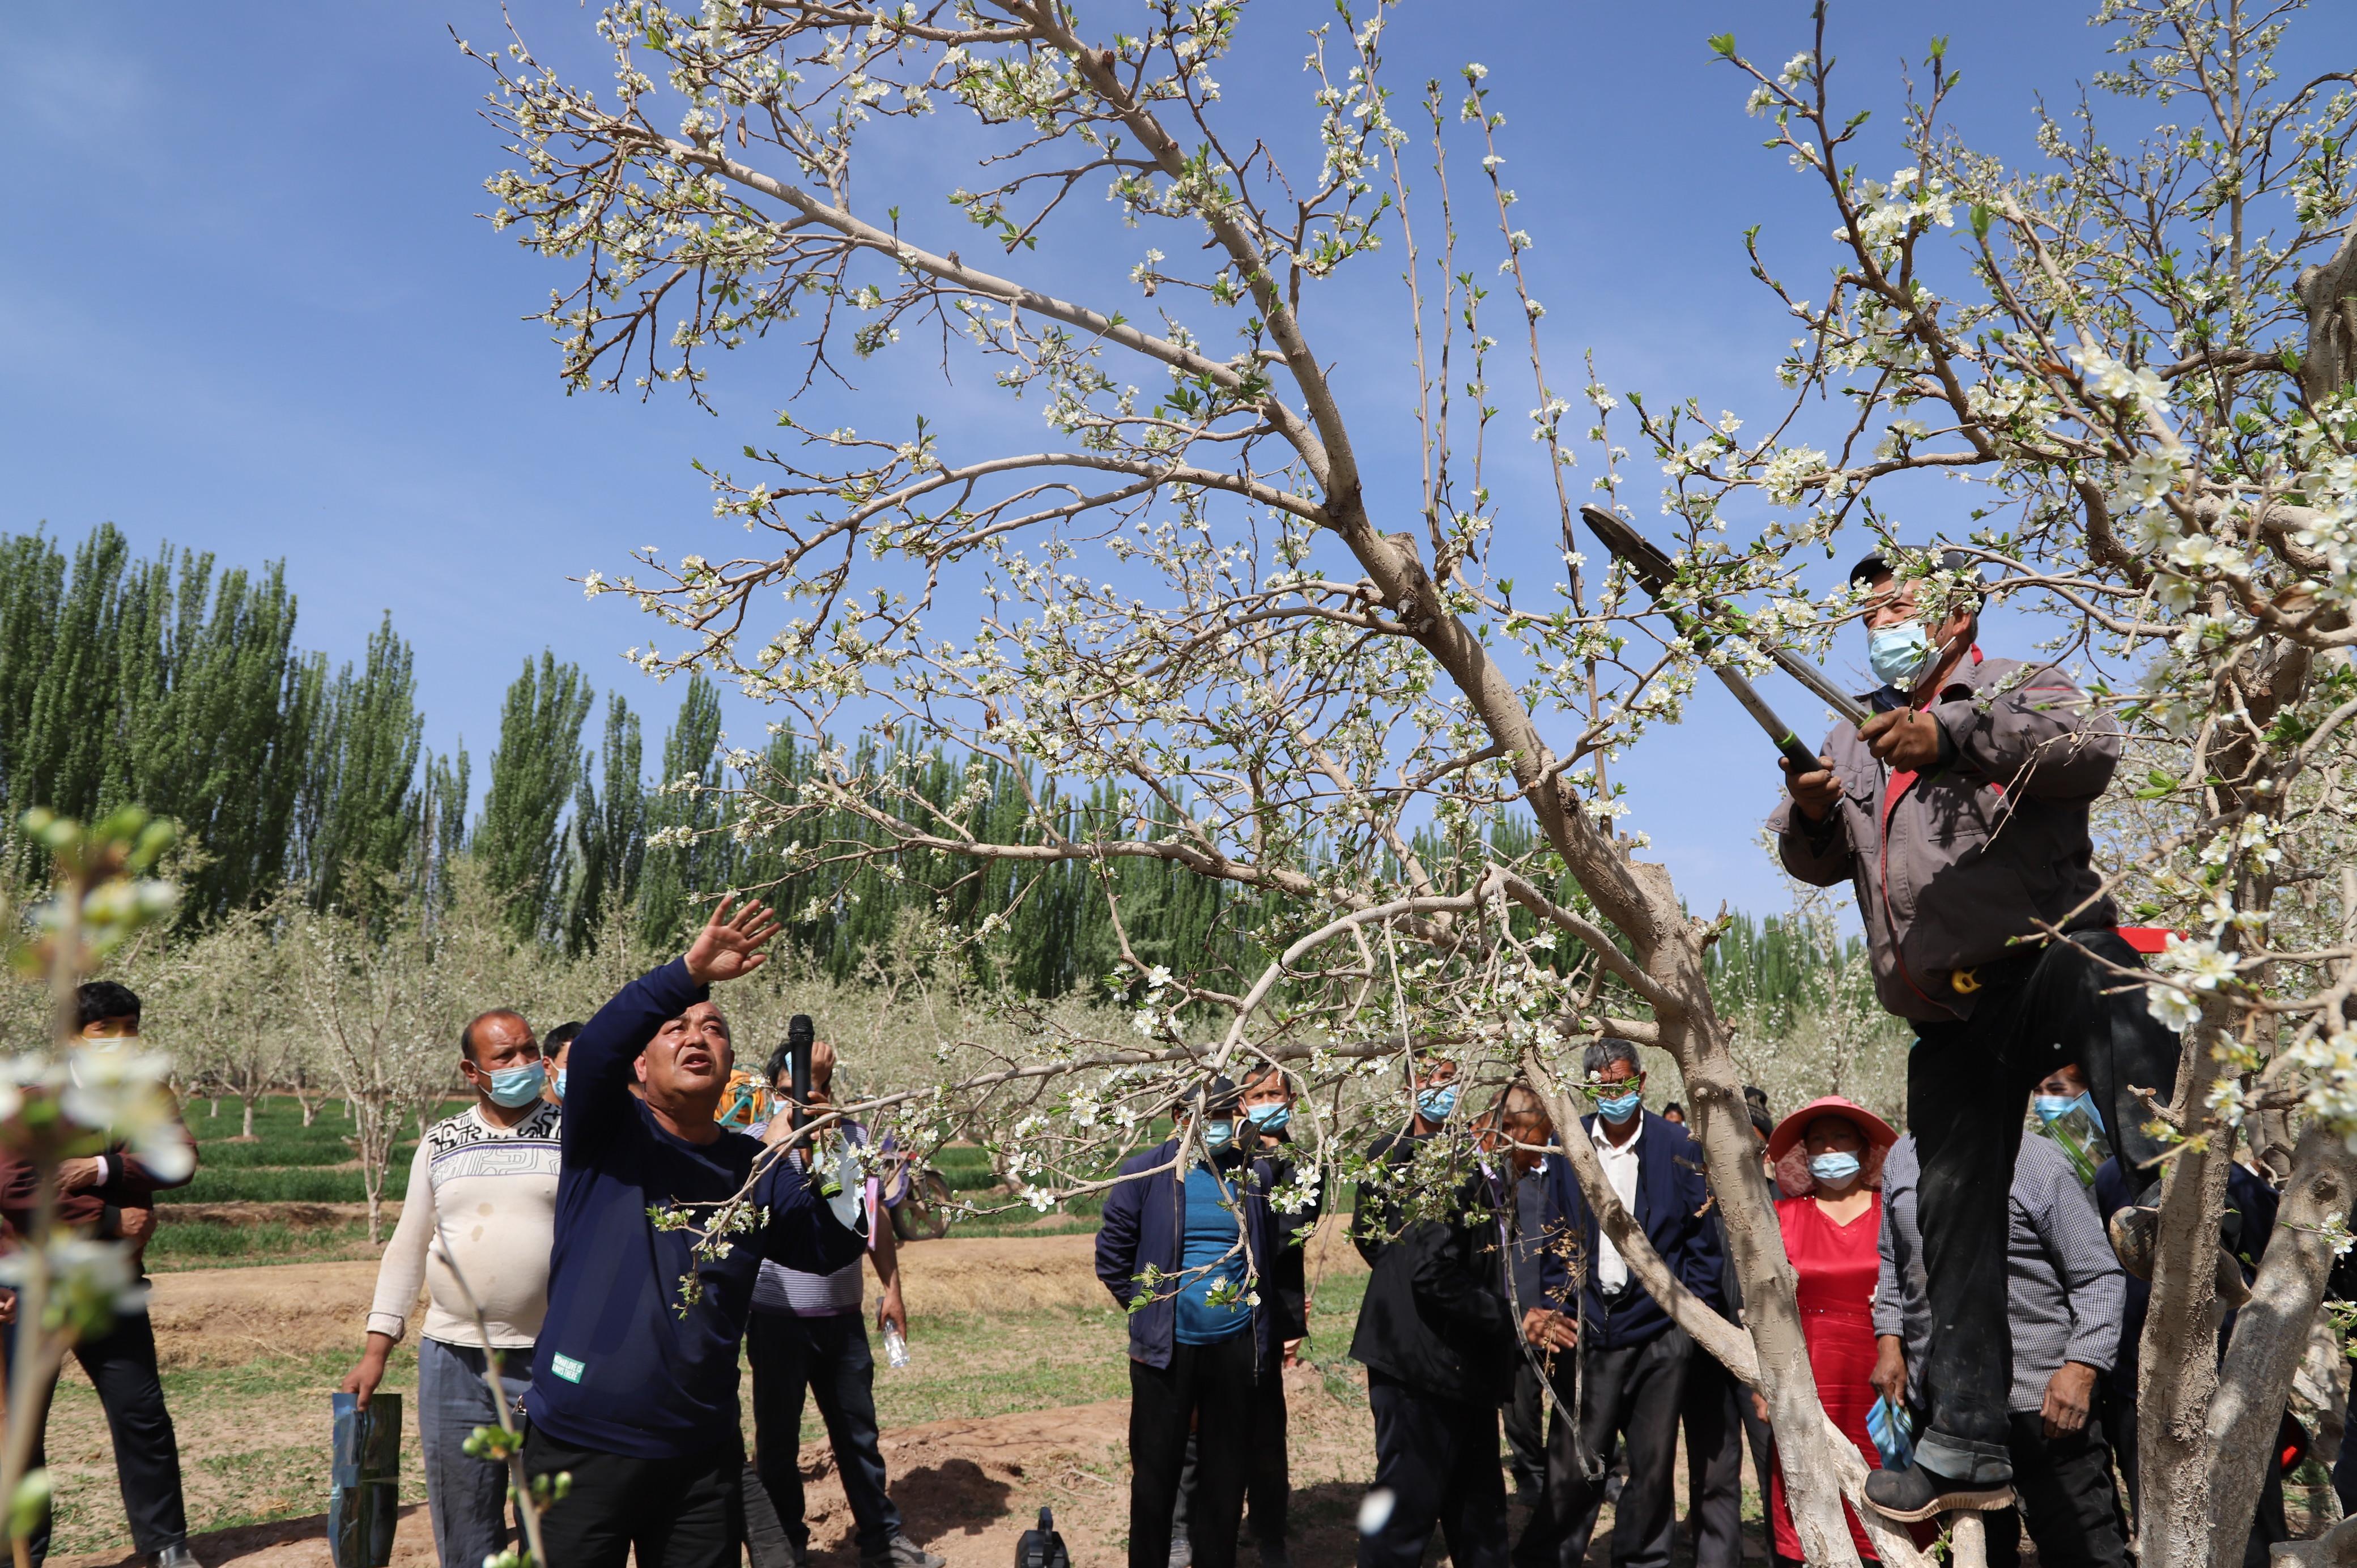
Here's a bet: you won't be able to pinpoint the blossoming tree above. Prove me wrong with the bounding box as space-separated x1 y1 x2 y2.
473 0 2355 1563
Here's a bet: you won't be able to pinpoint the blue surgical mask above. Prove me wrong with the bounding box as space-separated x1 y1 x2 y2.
1595 1089 1644 1125
1202 1119 1236 1151
482 1062 547 1108
1245 1102 1291 1133
552 1069 567 1101
1867 621 1932 687
2034 1092 2104 1133
1810 1151 1862 1184
1416 1085 1458 1124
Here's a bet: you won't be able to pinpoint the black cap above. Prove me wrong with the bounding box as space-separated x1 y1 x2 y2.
1848 547 1983 594
1188 1075 1242 1116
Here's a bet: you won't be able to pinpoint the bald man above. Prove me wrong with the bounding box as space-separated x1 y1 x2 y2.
343 1008 560 1568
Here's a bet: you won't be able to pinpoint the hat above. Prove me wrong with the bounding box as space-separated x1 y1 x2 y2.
1847 547 1984 594
1185 1075 1242 1116
1768 1096 1898 1199
1767 1096 1897 1162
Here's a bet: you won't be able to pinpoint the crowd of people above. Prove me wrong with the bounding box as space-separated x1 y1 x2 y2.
18 543 2341 1568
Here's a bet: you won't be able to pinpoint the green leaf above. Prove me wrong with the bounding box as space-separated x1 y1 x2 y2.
1970 204 1992 241
1707 32 1737 58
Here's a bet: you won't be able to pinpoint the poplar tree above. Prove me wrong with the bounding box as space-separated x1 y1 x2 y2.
474 653 592 941
635 674 725 948
563 693 647 953
301 614 427 918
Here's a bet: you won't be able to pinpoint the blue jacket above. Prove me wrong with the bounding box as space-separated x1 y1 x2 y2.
1538 1110 1723 1350
524 958 866 1458
1095 1139 1283 1370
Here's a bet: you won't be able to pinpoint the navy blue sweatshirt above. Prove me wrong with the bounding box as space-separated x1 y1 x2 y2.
524 958 865 1458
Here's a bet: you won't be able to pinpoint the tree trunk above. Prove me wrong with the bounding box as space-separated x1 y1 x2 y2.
2187 1127 2357 1568
241 1095 257 1140
1516 850 1931 1568
299 1095 319 1127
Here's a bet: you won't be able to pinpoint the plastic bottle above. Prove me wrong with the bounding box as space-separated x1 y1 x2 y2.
882 1316 911 1370
2037 1102 2112 1187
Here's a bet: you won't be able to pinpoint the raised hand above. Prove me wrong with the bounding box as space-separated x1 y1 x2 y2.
684 895 782 985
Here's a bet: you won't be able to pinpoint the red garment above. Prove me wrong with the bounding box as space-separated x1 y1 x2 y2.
1769 1193 1887 1563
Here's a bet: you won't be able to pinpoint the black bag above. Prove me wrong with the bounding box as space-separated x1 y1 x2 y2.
329 1392 402 1568
1016 1506 1069 1568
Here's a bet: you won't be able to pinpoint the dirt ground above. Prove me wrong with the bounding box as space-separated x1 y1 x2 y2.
139 1230 1216 1367
54 1225 1419 1566
56 1361 1393 1568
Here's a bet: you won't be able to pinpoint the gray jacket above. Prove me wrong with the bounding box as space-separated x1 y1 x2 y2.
1767 655 2120 1021
1876 1134 2125 1413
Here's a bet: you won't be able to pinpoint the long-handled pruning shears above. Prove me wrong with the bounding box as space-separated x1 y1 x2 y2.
1578 505 1867 769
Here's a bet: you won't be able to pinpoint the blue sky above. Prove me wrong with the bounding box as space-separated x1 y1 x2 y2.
8 1 2349 919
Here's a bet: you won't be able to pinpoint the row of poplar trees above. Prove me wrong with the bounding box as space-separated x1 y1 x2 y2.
0 523 1235 994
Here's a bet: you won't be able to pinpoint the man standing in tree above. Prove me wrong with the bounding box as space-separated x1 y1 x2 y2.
343 1008 560 1568
522 899 867 1568
1770 549 2184 1520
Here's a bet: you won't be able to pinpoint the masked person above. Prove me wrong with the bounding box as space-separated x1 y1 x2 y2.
1878 1105 2131 1568
1755 1100 1901 1568
1170 1063 1320 1568
0 983 198 1568
343 1009 560 1568
1352 1081 1573 1568
1514 1040 1721 1568
1097 1077 1286 1568
743 1036 942 1568
543 1020 583 1103
1769 548 2184 1520
521 899 868 1568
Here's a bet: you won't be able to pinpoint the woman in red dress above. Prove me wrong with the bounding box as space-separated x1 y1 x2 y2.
1761 1096 1899 1568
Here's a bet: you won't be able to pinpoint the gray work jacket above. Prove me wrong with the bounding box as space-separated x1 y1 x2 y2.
1767 655 2120 1022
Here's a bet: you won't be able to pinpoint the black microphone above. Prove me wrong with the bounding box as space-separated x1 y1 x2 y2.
787 1014 814 1131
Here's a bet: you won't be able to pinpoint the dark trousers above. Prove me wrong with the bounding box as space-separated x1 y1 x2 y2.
1131 1332 1258 1568
1175 1367 1291 1551
1505 1362 1549 1495
1985 1410 2131 1568
1680 1347 1748 1568
12 1307 187 1567
1359 1370 1508 1568
1516 1325 1692 1568
523 1428 744 1568
746 1310 903 1558
1909 932 2178 1481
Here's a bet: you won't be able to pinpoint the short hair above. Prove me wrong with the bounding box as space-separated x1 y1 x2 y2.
544 1022 585 1055
1240 1059 1286 1088
460 1009 530 1065
76 981 141 1031
1663 1102 1686 1119
1497 1081 1548 1119
1582 1038 1642 1079
1742 1084 1769 1113
1747 1105 1775 1142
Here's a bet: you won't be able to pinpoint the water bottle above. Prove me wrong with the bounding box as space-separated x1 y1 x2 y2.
882 1314 911 1369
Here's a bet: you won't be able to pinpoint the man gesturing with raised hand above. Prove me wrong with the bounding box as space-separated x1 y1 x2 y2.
524 898 867 1568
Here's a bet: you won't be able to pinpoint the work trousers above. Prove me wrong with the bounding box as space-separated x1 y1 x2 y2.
1680 1345 1750 1568
1359 1370 1508 1568
1171 1364 1290 1552
1130 1332 1257 1568
417 1336 533 1568
1504 1361 1548 1495
10 1307 188 1567
1515 1324 1692 1568
1909 931 2178 1483
747 1309 903 1560
1984 1409 2131 1568
523 1428 744 1568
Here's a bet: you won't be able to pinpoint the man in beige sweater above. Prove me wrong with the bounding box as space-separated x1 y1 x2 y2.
340 1010 559 1568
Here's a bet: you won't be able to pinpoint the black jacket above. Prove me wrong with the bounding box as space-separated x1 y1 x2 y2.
1253 1131 1322 1341
1348 1131 1519 1405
